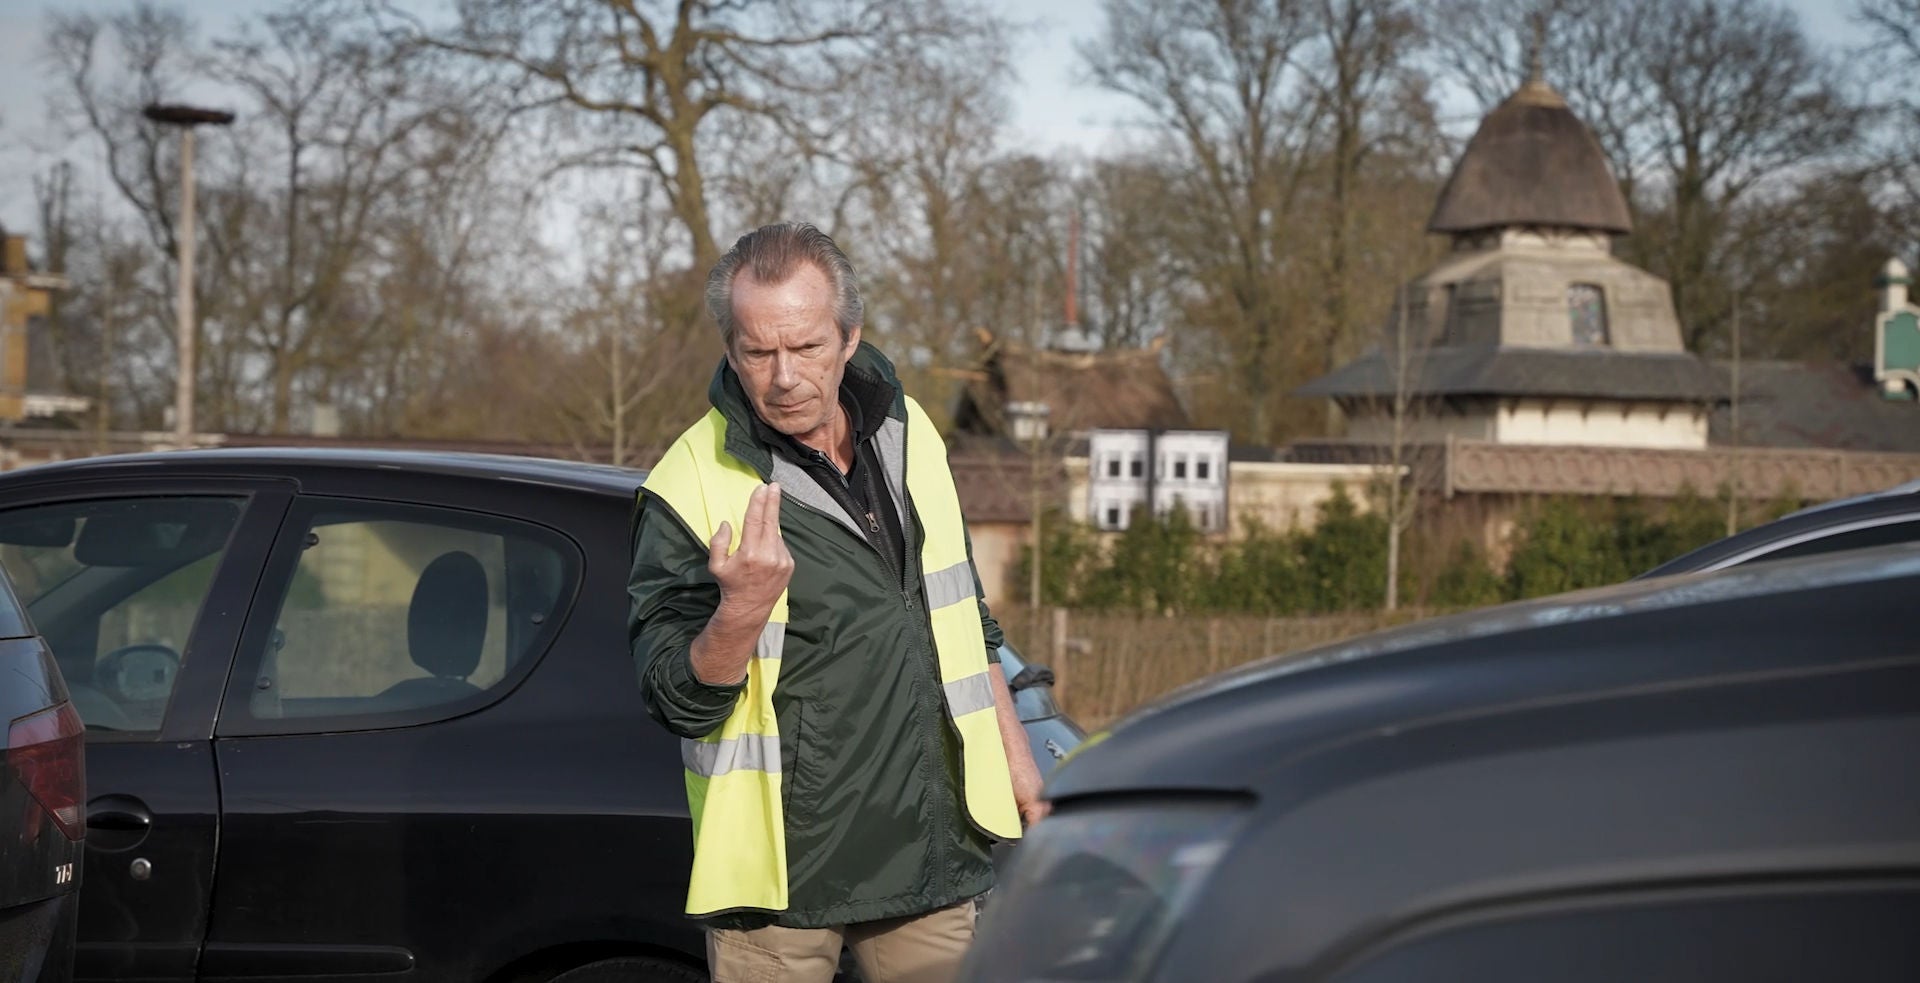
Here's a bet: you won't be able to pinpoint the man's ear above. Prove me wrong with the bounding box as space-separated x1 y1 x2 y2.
843 323 862 360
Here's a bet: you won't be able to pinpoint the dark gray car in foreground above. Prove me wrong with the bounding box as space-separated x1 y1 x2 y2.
967 544 1920 982
1646 479 1920 576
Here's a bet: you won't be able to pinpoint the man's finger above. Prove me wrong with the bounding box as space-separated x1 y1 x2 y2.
741 483 770 544
744 482 779 553
756 482 784 550
708 521 733 570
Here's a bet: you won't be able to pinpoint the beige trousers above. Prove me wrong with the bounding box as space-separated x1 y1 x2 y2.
705 900 978 983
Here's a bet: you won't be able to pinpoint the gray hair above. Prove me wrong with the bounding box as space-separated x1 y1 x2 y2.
705 222 864 348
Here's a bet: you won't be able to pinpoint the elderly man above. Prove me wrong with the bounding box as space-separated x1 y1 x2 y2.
628 222 1047 983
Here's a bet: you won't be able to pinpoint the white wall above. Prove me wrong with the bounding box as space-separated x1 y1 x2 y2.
1493 399 1708 448
1345 399 1708 449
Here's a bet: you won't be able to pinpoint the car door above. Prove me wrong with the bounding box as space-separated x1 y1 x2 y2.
0 481 291 981
202 491 586 980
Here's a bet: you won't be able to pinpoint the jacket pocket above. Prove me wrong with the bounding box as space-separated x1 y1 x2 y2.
784 699 826 830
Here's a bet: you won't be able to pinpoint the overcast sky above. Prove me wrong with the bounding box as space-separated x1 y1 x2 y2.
0 0 1877 237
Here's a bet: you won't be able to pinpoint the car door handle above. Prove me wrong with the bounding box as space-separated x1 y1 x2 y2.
87 799 153 832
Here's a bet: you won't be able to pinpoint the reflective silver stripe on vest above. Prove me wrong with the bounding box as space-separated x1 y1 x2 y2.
943 670 996 718
924 560 976 611
683 733 782 777
757 621 786 660
876 415 910 528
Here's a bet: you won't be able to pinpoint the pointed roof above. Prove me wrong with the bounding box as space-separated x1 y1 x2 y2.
1427 78 1633 236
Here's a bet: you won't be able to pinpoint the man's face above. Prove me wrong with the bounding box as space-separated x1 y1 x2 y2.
726 262 861 446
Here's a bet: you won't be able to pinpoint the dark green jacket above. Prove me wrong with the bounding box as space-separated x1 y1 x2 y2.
627 343 1004 929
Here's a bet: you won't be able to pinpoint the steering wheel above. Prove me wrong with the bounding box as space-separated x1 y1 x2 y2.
96 643 184 704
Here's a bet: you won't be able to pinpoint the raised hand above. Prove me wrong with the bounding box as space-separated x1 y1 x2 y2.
708 482 794 621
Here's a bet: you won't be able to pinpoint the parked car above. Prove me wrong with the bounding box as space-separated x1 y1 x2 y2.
1645 478 1920 576
0 449 1078 983
999 643 1084 770
964 543 1920 982
1 560 84 983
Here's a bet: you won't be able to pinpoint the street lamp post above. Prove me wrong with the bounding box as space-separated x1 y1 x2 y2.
142 103 234 449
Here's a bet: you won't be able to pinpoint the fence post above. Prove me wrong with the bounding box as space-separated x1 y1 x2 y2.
1051 607 1070 712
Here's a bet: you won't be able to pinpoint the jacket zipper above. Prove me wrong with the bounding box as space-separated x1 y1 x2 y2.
785 436 977 885
890 442 976 881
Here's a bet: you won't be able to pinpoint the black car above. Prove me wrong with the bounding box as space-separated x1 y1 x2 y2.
1646 478 1920 576
965 544 1920 982
2 563 84 983
0 449 1078 983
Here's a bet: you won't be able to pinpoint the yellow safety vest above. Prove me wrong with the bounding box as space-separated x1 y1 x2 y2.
642 395 1021 916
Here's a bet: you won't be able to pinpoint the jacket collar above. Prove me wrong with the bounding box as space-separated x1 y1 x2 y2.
709 341 907 479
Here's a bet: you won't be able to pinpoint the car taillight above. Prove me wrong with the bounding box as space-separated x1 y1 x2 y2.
9 701 85 842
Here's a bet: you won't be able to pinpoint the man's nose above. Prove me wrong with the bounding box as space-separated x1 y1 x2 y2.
772 352 799 388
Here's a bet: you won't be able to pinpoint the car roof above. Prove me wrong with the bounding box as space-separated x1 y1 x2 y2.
0 448 650 498
1046 541 1920 801
1641 478 1920 577
1778 477 1920 519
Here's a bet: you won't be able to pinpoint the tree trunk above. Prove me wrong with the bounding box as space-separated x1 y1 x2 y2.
666 122 718 270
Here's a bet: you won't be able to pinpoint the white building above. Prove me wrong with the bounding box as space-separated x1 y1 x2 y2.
1084 429 1231 532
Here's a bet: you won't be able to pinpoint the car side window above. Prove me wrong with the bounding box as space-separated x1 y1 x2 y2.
1744 517 1920 566
0 497 245 735
245 503 573 724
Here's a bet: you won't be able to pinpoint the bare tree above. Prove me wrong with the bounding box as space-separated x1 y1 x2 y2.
30 163 84 399
830 12 1017 378
1379 279 1433 611
1861 0 1920 258
1634 0 1864 352
44 4 201 428
1082 0 1440 444
1724 169 1898 363
1078 157 1184 351
542 180 703 465
46 0 522 434
381 0 996 272
1083 0 1324 444
1302 0 1426 394
201 4 491 430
